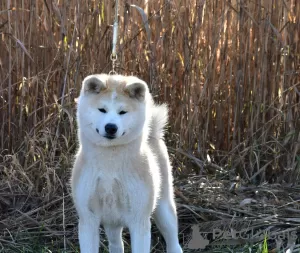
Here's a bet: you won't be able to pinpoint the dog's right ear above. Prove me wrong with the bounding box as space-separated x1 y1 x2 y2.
82 75 107 94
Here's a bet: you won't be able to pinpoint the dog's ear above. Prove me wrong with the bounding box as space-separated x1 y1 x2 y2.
82 75 107 94
124 77 148 101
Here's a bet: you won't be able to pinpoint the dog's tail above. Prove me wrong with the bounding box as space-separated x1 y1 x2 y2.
149 103 169 139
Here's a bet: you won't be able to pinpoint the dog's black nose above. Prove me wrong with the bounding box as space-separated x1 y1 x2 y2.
105 123 118 135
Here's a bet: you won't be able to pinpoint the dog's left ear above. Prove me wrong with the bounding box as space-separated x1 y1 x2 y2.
124 77 148 101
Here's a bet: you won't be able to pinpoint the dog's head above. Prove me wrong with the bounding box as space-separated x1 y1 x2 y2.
77 74 150 147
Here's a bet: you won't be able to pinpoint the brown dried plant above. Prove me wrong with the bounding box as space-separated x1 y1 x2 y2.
0 0 299 252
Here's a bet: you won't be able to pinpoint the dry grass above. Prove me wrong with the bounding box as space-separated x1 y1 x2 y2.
0 0 299 252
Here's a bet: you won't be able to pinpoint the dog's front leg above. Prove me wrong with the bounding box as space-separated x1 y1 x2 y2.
104 225 124 253
79 215 101 253
129 219 151 253
153 200 183 253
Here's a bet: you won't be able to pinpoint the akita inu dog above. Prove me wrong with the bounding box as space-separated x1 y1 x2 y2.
71 74 182 253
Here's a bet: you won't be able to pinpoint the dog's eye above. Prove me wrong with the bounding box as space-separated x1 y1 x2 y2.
119 111 127 115
98 108 107 113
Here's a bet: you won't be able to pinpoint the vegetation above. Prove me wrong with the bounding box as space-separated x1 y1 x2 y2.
0 0 299 252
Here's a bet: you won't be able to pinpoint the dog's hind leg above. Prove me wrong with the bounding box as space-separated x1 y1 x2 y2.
149 138 183 253
153 199 183 253
104 225 124 253
78 214 101 253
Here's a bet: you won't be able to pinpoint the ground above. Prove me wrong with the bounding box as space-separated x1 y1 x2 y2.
1 174 300 253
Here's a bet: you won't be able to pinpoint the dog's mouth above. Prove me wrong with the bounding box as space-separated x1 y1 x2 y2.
104 135 116 140
104 132 125 140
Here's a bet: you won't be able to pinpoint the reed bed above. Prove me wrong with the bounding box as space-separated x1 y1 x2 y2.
0 0 299 252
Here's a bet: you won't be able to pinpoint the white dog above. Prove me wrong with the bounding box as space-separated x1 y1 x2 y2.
71 74 182 253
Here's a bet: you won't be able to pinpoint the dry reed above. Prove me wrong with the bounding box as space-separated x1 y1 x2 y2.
0 0 299 252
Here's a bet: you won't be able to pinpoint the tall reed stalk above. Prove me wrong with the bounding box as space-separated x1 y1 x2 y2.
0 0 299 185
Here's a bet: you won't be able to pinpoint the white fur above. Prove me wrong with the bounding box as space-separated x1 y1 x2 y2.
71 74 182 253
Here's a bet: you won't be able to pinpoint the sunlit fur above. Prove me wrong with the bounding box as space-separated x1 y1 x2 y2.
71 74 182 253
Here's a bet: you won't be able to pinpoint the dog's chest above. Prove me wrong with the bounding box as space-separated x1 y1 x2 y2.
79 159 151 222
74 150 155 225
89 173 131 214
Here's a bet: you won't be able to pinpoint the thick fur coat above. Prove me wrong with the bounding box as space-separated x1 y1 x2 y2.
71 74 182 253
